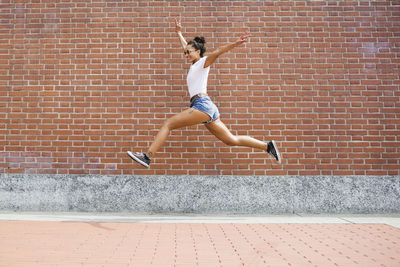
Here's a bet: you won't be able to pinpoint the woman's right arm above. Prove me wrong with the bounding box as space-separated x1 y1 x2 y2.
175 18 187 50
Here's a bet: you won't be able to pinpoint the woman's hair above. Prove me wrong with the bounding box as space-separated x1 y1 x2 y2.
187 36 206 57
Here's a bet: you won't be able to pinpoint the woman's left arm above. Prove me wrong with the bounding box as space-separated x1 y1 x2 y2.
204 32 251 68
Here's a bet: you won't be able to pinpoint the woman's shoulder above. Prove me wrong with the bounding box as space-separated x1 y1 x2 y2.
195 56 207 63
191 56 208 67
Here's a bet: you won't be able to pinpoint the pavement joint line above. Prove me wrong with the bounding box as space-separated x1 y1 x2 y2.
338 217 356 224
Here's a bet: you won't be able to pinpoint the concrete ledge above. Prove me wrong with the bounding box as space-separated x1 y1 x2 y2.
1 212 400 229
0 174 399 214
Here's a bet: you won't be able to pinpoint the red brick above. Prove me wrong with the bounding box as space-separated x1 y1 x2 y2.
1 0 398 175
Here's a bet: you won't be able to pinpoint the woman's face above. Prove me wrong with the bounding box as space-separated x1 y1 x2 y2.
184 45 200 64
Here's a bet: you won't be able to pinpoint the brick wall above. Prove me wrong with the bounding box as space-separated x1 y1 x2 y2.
1 0 399 176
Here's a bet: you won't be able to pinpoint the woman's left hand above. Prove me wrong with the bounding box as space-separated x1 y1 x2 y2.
236 32 252 46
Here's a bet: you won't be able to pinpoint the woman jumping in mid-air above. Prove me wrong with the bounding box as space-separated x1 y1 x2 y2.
128 18 281 168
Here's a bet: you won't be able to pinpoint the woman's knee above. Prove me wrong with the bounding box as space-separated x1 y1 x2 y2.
162 118 178 131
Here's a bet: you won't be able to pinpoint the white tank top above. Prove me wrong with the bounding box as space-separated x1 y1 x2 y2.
186 56 210 98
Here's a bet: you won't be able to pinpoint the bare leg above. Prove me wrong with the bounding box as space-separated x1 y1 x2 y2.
205 118 268 151
147 108 210 157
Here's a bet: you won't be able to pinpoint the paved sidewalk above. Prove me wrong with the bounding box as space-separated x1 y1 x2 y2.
0 213 399 266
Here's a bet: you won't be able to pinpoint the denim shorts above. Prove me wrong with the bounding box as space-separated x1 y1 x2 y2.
190 96 220 124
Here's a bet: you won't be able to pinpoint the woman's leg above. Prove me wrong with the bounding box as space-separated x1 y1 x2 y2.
147 108 210 158
205 118 268 151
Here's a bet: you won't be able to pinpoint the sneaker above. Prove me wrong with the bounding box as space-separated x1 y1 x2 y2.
127 151 151 168
267 140 281 163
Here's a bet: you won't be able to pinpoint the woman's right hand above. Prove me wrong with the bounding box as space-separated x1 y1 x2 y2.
175 18 183 33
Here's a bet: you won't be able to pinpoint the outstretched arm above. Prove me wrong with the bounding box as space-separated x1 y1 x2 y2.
204 32 251 68
175 18 187 50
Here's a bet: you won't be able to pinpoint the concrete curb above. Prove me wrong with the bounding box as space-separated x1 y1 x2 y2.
1 174 399 213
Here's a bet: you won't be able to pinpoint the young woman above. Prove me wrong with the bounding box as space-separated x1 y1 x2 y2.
128 18 281 168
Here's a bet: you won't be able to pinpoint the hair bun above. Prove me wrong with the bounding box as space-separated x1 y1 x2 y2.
194 36 206 44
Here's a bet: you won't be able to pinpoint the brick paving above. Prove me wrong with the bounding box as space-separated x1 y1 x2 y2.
1 220 399 266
